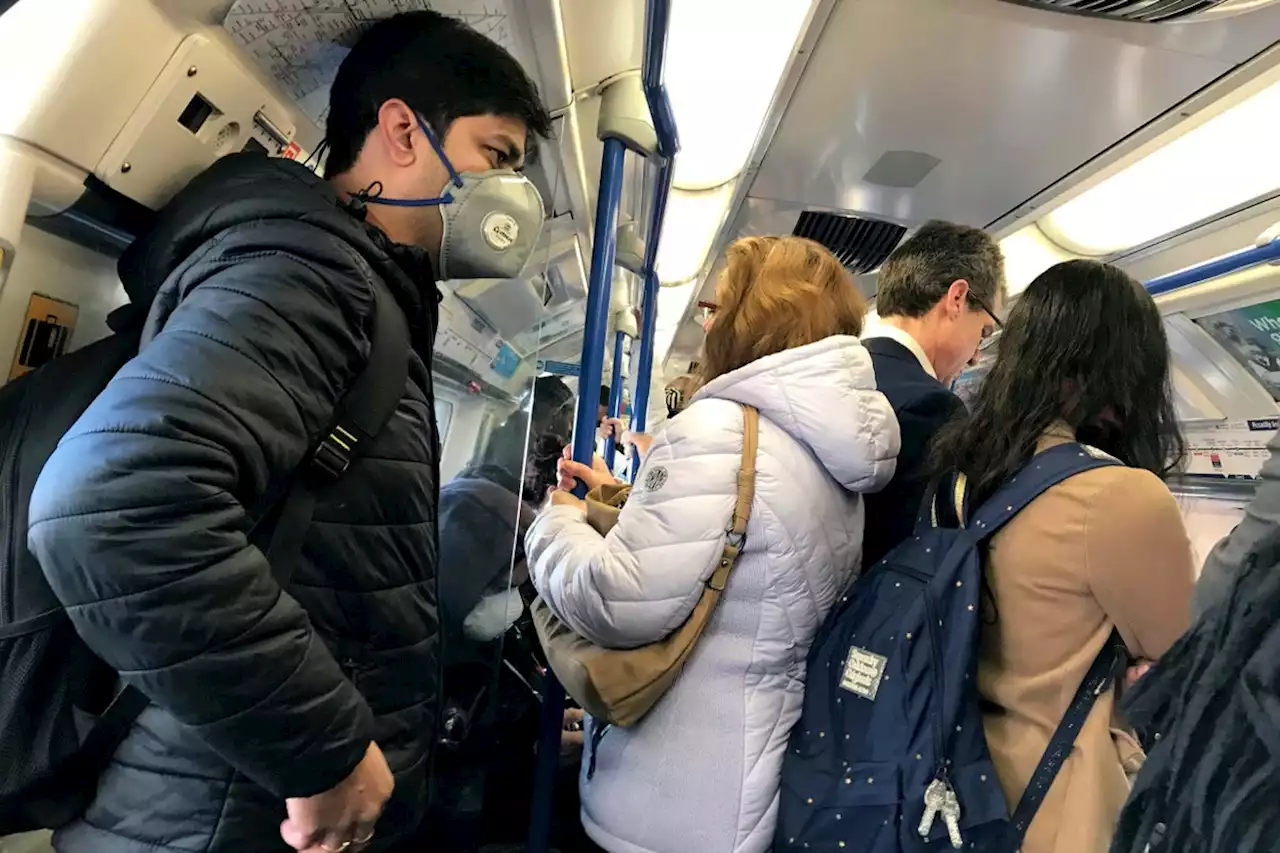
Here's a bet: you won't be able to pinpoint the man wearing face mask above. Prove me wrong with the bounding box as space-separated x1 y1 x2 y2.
25 10 550 853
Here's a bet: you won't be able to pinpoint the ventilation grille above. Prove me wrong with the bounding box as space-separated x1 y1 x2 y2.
1002 0 1278 23
793 212 906 274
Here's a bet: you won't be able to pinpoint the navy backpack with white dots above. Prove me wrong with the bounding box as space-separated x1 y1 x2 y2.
775 443 1127 852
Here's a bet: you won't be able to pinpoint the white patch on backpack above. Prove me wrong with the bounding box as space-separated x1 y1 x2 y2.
1081 443 1119 462
643 465 668 493
839 646 888 701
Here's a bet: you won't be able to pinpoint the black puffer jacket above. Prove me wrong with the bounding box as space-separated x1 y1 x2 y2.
27 154 441 852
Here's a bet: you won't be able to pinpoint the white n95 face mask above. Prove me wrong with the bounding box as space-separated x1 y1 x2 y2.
435 168 545 281
355 114 545 281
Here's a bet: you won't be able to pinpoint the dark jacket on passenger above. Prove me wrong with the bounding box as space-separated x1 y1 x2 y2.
862 337 964 567
1112 428 1280 853
27 154 442 853
1193 428 1280 620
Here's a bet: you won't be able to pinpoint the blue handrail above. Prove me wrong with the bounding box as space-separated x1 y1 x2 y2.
525 138 625 853
568 138 627 481
642 0 679 160
1146 238 1280 296
629 0 679 478
604 329 628 470
525 3 679 848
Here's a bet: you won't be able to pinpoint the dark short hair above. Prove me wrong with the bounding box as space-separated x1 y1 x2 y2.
931 259 1184 505
325 10 553 176
875 220 1005 318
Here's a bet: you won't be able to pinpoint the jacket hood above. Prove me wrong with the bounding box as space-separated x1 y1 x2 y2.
694 335 899 493
118 153 435 341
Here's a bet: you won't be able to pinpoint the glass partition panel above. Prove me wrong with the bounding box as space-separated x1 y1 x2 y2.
431 236 595 847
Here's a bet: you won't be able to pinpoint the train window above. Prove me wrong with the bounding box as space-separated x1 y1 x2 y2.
435 398 454 445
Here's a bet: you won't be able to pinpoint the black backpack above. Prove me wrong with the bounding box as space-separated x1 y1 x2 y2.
0 282 409 833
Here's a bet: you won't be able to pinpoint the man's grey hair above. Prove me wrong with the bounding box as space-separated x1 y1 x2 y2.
875 220 1006 318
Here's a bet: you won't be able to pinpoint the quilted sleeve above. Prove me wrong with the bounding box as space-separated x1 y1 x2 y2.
27 222 379 800
526 401 743 649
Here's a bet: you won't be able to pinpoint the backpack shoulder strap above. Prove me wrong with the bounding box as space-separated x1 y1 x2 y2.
969 442 1121 544
708 405 758 591
1005 629 1125 850
265 277 411 585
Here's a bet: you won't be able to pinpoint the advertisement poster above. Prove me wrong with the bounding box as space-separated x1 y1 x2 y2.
1195 298 1280 401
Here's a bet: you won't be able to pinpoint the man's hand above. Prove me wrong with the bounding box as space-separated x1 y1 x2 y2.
561 708 586 757
280 742 394 852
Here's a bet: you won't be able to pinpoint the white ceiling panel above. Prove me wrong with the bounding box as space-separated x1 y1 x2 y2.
748 0 1280 229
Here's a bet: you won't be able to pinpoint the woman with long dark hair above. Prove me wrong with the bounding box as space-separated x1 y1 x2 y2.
930 259 1195 853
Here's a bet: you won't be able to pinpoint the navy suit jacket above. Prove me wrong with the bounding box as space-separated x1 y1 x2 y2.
863 337 965 568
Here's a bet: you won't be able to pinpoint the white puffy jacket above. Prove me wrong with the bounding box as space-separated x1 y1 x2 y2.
526 336 900 853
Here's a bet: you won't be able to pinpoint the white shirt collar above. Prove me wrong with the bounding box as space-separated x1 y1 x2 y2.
861 318 938 379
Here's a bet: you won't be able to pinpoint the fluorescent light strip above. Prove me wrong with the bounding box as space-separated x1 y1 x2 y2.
1039 78 1280 257
999 226 1076 296
654 181 738 285
664 0 815 192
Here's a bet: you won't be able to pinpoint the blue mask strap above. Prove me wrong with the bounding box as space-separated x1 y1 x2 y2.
352 115 465 209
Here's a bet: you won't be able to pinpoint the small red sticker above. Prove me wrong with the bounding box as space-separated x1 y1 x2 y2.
282 141 302 160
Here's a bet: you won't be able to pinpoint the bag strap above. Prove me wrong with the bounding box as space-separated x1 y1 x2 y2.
920 443 1121 539
973 443 1120 542
708 405 759 592
1005 630 1125 850
265 277 411 583
84 278 411 765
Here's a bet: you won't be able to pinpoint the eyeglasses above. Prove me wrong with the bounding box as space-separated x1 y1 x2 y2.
697 300 718 324
968 293 1002 339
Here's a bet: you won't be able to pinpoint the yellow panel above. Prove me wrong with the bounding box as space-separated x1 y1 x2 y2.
9 292 79 381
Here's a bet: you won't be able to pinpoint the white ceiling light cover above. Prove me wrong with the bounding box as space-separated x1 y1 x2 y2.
999 226 1076 296
664 0 814 191
653 278 699 365
654 180 738 284
1038 77 1280 257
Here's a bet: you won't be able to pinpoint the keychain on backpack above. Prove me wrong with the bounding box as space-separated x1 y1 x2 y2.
919 778 963 849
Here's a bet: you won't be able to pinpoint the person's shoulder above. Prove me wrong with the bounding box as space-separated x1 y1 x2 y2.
867 346 951 405
183 217 380 318
1068 464 1182 533
663 397 747 451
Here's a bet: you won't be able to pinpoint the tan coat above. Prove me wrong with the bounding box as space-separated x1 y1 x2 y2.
979 428 1195 853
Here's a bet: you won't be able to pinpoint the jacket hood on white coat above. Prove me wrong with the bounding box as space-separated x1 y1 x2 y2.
693 335 899 493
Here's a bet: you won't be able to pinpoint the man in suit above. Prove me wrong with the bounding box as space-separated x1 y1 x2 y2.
861 220 1006 566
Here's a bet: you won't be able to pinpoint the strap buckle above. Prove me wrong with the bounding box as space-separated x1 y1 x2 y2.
725 530 746 550
310 426 358 481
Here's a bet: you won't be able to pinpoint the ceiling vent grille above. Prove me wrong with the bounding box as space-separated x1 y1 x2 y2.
793 212 906 274
1001 0 1279 23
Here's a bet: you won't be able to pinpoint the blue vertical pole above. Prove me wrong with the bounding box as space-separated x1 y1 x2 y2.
604 329 627 471
631 268 661 481
526 135 627 853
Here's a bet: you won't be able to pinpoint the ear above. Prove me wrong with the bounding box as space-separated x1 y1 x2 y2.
375 99 420 168
944 278 971 316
